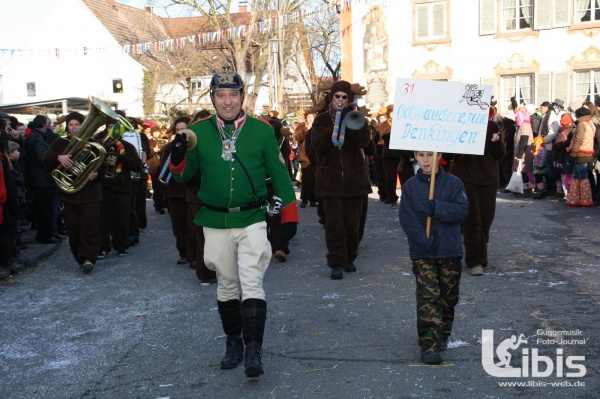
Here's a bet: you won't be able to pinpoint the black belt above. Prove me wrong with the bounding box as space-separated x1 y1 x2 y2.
203 198 267 213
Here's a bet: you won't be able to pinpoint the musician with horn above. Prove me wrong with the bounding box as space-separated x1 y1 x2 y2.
159 115 192 266
311 80 372 280
43 111 104 273
95 111 144 259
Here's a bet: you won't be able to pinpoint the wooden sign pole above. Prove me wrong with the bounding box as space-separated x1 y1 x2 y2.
425 151 438 238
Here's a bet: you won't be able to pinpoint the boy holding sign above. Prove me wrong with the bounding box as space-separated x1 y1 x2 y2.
399 151 469 365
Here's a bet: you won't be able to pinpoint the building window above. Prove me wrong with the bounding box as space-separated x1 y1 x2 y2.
414 1 447 41
191 79 202 95
502 0 532 31
502 74 534 110
576 0 600 23
575 69 600 105
113 79 123 94
26 82 36 97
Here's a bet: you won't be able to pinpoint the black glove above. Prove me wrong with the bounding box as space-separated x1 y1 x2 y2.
280 222 297 246
170 134 187 166
418 199 436 217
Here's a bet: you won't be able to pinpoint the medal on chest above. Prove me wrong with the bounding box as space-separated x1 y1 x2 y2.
222 139 237 161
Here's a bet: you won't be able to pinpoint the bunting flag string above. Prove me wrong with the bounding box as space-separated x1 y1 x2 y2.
0 2 343 60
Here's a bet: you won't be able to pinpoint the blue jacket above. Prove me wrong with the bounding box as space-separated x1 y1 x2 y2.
399 168 469 260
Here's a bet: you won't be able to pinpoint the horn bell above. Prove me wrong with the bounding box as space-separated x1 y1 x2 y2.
343 110 366 130
180 129 197 151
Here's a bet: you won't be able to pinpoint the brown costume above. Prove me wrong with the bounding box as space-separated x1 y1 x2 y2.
380 110 401 204
98 134 144 255
129 130 150 242
448 121 506 270
311 80 372 270
43 136 104 266
294 116 317 205
160 142 189 262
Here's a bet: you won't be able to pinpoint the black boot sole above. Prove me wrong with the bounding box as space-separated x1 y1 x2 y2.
245 364 264 377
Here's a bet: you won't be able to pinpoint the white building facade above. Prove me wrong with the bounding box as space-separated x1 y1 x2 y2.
0 0 145 116
339 0 600 114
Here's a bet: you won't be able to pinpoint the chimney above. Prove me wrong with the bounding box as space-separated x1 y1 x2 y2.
239 1 248 12
108 0 116 5
145 6 153 15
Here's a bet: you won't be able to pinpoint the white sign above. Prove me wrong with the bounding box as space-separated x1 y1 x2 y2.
390 78 492 155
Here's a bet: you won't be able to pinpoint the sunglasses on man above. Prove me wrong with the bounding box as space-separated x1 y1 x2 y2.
334 94 348 99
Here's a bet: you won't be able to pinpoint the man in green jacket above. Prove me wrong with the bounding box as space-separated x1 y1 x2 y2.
169 71 298 378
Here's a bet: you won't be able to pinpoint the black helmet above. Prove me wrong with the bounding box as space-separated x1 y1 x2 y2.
210 71 244 94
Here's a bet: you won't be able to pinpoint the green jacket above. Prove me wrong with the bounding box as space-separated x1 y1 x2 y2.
172 114 296 229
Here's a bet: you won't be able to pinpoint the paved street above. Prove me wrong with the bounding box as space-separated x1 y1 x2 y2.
1 188 599 399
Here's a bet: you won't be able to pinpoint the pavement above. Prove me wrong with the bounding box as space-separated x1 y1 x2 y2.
1 188 599 399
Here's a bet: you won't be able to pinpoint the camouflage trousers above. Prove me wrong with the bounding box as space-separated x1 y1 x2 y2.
413 257 462 353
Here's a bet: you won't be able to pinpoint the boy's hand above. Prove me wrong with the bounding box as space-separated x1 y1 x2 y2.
418 199 436 217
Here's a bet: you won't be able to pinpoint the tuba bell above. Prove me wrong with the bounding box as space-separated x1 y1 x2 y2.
51 96 120 194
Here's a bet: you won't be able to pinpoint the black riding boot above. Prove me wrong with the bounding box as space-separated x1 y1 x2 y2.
217 299 244 369
241 298 267 377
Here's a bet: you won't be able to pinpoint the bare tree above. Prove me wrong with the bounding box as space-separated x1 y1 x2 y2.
164 0 272 113
285 0 340 108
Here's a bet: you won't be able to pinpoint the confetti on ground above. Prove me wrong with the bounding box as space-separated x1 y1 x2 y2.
548 281 568 288
318 304 335 309
447 340 469 349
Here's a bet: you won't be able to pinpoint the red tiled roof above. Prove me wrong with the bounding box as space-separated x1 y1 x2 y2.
81 1 257 71
81 0 171 45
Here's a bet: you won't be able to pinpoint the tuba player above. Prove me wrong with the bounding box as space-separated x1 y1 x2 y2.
43 112 103 273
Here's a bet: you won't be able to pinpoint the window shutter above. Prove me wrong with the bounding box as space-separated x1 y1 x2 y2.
534 0 552 30
537 72 551 104
553 72 569 105
553 0 569 27
416 5 429 39
432 2 445 37
481 77 496 97
479 0 496 35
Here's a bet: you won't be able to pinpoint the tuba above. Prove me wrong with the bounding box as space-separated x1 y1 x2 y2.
51 96 119 194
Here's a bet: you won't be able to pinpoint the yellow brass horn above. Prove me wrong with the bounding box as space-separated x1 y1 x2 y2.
179 129 197 151
51 96 119 194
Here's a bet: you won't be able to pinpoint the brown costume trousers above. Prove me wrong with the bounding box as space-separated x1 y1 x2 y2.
462 182 497 268
383 157 400 202
167 197 188 259
299 165 317 203
322 196 362 267
358 195 369 242
151 173 166 210
186 202 216 281
129 177 147 237
64 202 101 265
100 189 131 253
374 159 387 200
